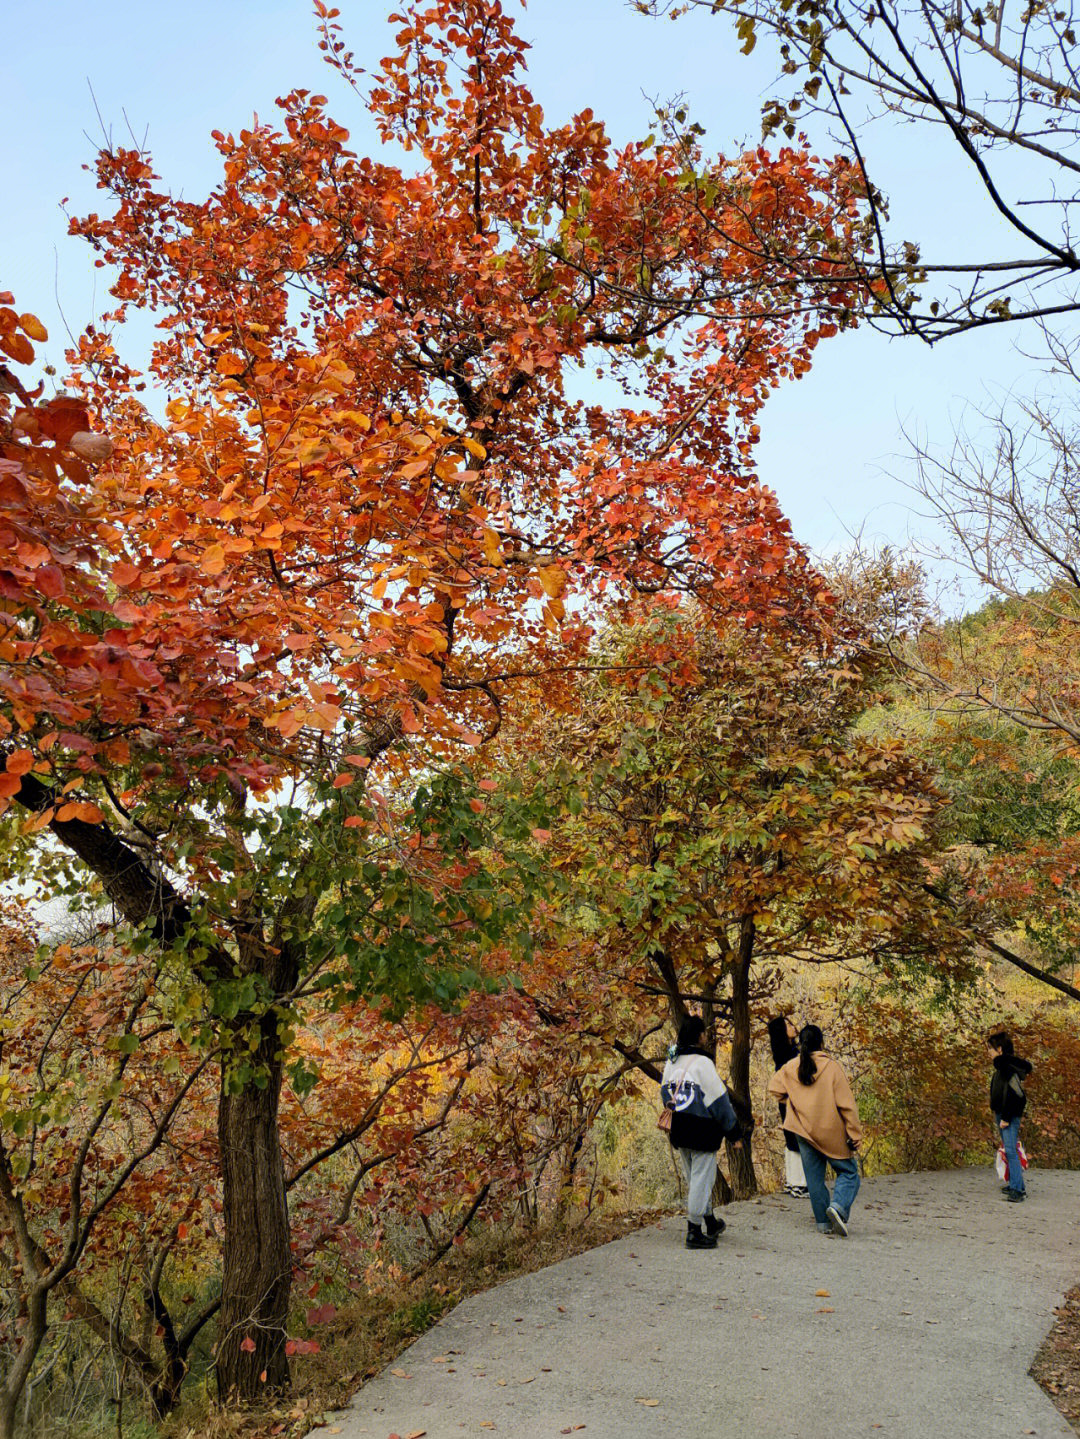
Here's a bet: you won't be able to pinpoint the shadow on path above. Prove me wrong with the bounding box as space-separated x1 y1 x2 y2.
331 1168 1080 1439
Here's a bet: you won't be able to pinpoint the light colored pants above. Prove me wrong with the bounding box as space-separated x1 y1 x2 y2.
785 1147 807 1189
678 1148 717 1225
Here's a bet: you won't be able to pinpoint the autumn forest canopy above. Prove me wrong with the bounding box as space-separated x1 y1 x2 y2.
1 2 1079 1435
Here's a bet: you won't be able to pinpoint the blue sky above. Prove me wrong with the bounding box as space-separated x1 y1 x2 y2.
2 0 1045 590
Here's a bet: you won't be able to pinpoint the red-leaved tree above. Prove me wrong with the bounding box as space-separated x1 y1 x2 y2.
2 0 866 1403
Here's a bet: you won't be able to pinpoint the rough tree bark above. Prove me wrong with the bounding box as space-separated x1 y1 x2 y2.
215 1030 291 1399
214 938 299 1402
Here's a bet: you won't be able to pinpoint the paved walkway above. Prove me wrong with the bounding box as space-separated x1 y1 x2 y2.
331 1168 1080 1439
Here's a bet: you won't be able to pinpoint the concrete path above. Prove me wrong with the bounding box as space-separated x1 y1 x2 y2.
331 1169 1080 1439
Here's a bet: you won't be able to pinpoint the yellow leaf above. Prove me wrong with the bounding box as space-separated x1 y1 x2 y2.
537 564 567 598
19 313 48 342
201 544 226 576
464 436 487 460
483 528 504 568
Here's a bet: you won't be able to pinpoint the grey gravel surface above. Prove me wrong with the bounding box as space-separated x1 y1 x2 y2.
329 1168 1080 1439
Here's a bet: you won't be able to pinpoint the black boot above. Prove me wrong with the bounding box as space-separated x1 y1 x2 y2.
703 1212 726 1238
686 1221 718 1249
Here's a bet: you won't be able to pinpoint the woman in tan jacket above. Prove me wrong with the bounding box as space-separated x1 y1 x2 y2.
767 1024 863 1237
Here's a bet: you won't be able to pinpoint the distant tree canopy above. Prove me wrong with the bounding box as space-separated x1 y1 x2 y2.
500 606 972 1198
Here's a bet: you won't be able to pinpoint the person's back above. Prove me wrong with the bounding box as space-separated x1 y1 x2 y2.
660 1050 739 1153
767 1024 862 1238
659 1016 743 1249
772 1051 862 1161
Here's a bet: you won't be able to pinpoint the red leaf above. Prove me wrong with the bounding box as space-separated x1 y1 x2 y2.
37 396 90 444
36 565 65 599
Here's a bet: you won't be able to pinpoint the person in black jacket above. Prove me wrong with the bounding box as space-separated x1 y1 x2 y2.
988 1031 1033 1202
767 1016 808 1198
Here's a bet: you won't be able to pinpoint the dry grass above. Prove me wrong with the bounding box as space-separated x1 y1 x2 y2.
160 1208 667 1439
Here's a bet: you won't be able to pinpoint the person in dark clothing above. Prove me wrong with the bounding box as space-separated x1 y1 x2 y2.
988 1031 1033 1202
767 1016 808 1198
660 1016 744 1249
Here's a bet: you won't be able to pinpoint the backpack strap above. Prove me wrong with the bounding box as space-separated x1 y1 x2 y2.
666 1060 693 1109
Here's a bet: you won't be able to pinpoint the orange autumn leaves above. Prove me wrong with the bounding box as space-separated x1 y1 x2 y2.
45 0 867 814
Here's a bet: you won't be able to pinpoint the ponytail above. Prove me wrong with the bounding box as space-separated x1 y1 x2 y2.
797 1024 825 1086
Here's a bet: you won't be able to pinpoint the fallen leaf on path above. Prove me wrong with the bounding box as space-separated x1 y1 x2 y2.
816 1307 835 1314
815 1289 830 1297
390 1368 411 1378
635 1398 660 1406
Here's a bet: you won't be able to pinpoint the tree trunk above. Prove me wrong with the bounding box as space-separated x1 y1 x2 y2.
0 1290 46 1439
215 1015 291 1401
0 1387 16 1439
726 918 758 1199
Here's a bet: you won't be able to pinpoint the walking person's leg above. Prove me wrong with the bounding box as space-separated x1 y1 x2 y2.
678 1147 695 1218
784 1139 807 1196
796 1138 831 1231
1000 1117 1026 1198
686 1150 717 1224
683 1149 719 1247
828 1156 860 1227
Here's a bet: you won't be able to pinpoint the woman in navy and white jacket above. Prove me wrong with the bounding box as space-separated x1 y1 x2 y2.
660 1015 744 1249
